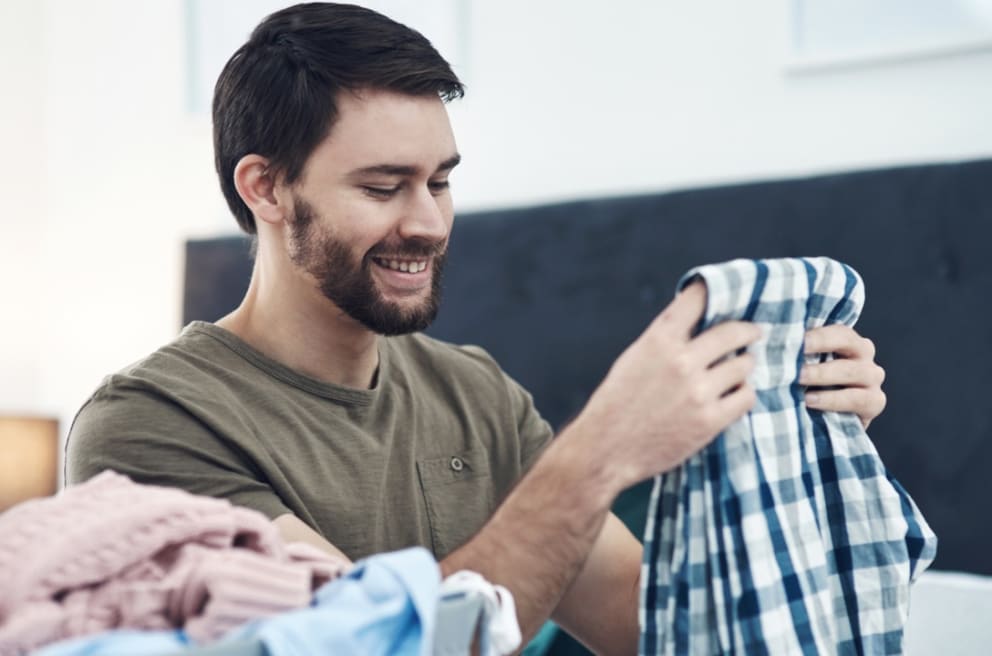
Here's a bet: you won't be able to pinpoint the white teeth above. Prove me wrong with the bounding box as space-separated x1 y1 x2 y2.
378 258 427 273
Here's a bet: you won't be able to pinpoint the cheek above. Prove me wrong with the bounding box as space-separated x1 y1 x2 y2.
337 202 395 242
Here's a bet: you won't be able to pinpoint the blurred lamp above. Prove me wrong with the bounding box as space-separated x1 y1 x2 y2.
0 416 59 511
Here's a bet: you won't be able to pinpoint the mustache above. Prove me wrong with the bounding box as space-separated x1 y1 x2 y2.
367 238 447 260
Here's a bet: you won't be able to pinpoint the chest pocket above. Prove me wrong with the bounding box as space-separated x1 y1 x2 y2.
417 446 494 559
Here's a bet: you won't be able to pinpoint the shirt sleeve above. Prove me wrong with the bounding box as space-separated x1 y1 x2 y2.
499 368 554 472
456 344 555 472
65 380 291 521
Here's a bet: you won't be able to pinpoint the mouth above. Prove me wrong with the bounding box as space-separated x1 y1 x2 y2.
370 256 429 274
369 255 434 294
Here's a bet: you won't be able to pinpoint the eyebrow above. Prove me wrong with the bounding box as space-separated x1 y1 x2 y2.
348 154 461 178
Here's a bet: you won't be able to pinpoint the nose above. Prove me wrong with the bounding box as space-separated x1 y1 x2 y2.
397 185 451 244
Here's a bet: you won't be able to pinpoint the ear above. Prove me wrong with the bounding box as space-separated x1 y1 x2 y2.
233 154 288 227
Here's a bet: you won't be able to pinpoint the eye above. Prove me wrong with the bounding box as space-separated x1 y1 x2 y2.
362 185 400 199
428 179 450 195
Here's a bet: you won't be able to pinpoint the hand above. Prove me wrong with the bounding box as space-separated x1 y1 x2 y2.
573 282 761 488
800 325 886 428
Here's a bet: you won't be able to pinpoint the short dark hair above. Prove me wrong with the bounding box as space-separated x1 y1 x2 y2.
213 2 465 233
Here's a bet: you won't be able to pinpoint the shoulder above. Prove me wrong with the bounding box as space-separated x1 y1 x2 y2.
397 332 499 362
118 322 239 384
82 322 249 407
386 333 543 422
387 332 506 382
67 324 246 481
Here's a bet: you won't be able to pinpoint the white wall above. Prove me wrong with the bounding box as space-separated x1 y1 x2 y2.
25 1 229 446
1 0 990 453
449 0 992 209
0 1 46 414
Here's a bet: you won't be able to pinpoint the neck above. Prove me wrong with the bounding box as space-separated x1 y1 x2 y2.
216 255 381 390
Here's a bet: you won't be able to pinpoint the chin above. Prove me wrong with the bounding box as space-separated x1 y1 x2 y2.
354 299 438 336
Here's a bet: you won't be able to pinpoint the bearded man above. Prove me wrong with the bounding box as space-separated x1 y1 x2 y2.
66 4 887 652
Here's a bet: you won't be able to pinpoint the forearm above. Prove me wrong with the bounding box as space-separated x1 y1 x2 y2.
551 512 642 655
440 423 623 643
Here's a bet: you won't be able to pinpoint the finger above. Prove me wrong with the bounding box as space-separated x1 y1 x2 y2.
690 321 762 368
805 325 875 359
712 383 757 430
654 281 707 338
805 387 886 424
706 351 755 397
799 358 884 388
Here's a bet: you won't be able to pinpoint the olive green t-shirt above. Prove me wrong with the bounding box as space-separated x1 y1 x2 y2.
66 322 553 561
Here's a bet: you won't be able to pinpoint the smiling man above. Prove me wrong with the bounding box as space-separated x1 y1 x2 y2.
66 4 887 653
277 94 460 339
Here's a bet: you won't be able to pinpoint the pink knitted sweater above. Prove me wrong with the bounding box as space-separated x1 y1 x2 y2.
0 471 348 654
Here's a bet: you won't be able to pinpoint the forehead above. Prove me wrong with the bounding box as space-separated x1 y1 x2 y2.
305 88 457 176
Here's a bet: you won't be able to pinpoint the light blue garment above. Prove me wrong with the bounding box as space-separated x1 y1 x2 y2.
35 632 265 656
228 546 440 656
35 547 440 656
33 630 187 656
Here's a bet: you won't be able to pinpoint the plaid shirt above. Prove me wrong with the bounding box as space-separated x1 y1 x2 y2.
639 257 937 655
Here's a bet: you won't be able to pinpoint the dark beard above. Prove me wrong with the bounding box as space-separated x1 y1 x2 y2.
288 195 446 336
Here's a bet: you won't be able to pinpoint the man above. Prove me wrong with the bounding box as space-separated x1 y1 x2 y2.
66 4 886 653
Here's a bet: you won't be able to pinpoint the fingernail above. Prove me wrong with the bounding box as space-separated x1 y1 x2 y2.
806 393 820 404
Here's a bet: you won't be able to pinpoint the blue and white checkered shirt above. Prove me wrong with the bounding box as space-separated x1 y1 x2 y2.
639 257 937 655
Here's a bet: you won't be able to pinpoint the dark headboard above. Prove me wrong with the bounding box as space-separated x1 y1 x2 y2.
184 159 992 575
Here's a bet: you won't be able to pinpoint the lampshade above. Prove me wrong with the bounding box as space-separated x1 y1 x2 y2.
0 416 59 511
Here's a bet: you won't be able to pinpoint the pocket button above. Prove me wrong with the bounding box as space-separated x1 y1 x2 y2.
449 456 464 472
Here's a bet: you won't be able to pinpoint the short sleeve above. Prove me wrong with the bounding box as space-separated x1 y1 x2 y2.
454 344 554 472
499 369 554 472
66 380 291 520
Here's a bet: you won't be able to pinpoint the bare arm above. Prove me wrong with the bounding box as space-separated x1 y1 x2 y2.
273 513 353 564
550 513 643 655
272 446 642 654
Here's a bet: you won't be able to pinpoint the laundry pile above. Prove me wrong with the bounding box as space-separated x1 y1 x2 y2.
0 471 520 656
